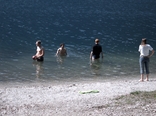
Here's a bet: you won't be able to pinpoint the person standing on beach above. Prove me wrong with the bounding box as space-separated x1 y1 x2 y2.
138 38 154 81
56 43 67 56
90 39 104 61
32 40 45 62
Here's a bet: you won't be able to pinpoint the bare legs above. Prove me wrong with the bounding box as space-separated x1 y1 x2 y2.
145 74 149 81
139 74 149 82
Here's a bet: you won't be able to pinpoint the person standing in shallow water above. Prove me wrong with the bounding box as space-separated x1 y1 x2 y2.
138 38 154 81
56 43 67 63
90 39 104 62
32 40 45 62
56 43 67 56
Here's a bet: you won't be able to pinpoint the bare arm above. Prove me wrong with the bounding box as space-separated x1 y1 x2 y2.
90 51 93 60
41 48 45 56
56 48 60 56
149 50 154 57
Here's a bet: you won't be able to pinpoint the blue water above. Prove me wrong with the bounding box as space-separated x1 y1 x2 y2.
0 0 156 84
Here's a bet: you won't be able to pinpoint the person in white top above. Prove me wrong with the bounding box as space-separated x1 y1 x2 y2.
32 40 45 62
138 38 154 81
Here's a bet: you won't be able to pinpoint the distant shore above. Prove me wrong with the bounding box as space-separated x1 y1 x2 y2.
0 75 156 116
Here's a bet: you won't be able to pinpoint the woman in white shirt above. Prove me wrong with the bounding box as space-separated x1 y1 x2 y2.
138 38 154 81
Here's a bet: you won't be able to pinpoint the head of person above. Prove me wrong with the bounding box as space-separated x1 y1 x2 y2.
95 39 99 44
141 38 147 45
36 40 41 46
60 43 65 48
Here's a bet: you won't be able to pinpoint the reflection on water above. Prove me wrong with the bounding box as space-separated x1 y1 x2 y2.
90 59 103 76
33 61 44 78
0 53 155 83
56 56 67 64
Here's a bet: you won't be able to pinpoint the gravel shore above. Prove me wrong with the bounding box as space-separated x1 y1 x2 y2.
0 76 156 116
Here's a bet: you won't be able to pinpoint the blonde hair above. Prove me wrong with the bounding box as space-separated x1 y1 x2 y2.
95 39 99 43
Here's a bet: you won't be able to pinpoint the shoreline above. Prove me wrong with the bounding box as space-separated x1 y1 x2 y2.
1 76 156 116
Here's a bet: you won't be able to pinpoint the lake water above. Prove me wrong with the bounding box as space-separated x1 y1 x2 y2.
0 0 156 84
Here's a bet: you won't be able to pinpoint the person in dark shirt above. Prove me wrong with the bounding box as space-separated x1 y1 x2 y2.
90 39 103 61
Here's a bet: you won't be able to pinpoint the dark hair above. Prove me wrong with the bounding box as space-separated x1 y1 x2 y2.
60 43 64 47
36 40 41 44
141 38 147 45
